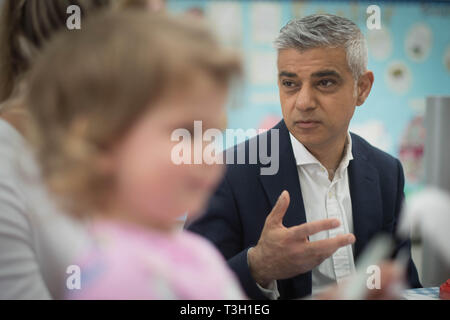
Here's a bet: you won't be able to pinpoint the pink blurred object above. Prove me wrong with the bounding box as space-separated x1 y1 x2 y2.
66 221 245 299
258 115 282 132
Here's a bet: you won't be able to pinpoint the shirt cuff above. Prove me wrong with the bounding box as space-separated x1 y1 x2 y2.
247 247 280 300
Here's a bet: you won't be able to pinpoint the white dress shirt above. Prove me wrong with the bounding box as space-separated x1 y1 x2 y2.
253 132 356 299
290 132 356 295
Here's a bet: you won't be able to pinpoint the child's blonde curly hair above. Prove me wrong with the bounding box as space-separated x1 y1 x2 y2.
25 10 241 218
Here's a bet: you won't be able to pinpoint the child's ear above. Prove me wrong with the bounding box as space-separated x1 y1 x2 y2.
356 71 374 106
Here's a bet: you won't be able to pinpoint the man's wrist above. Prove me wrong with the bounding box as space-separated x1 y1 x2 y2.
248 246 273 288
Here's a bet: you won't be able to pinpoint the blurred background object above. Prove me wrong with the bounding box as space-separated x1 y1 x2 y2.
421 96 450 286
424 97 450 195
399 187 450 287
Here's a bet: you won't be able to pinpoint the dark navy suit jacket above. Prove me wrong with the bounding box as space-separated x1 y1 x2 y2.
187 120 421 299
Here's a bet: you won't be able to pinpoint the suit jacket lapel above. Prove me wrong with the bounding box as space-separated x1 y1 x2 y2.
259 120 307 228
348 134 383 260
259 120 311 298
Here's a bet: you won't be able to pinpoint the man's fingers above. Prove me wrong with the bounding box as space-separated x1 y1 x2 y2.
267 190 290 226
289 218 341 239
308 233 356 256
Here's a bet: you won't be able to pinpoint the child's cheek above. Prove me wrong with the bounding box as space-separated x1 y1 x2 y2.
181 162 225 219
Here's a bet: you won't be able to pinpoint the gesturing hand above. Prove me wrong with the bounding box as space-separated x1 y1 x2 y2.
248 190 356 288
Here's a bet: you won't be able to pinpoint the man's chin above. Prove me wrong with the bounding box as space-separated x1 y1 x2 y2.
289 125 325 146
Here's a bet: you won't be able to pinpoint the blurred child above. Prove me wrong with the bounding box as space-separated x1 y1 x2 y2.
26 11 245 299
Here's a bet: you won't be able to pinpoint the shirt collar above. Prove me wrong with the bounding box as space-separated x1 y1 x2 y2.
289 132 353 170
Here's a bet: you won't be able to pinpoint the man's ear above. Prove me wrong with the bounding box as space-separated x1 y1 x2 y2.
356 71 374 106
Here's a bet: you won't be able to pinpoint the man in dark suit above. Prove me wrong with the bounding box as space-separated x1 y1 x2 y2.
187 14 421 299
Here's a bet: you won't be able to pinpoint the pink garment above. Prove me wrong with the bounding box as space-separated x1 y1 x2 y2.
66 220 246 299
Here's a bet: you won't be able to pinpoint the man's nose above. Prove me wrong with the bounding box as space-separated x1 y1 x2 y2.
294 84 317 112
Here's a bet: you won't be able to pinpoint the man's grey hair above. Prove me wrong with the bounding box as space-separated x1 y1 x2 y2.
274 14 368 80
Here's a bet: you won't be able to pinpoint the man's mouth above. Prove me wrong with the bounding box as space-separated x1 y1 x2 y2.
294 120 321 129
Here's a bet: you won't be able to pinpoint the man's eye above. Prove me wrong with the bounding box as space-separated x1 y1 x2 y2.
282 80 296 88
318 79 336 88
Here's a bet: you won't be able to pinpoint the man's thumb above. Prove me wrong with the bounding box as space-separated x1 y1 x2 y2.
268 190 290 226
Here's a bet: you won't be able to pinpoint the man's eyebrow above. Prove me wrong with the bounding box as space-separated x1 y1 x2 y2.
278 71 298 78
311 69 342 79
